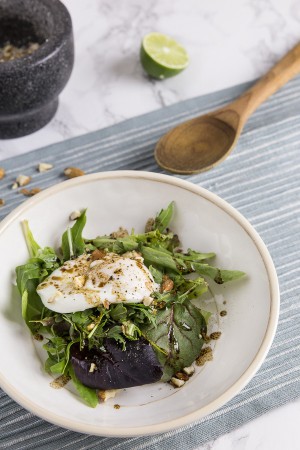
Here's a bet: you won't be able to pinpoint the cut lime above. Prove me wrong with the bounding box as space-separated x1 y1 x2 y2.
140 32 189 79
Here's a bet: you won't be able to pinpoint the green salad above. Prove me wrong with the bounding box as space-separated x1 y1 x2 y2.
16 202 245 407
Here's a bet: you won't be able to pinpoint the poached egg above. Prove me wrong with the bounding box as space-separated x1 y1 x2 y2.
37 251 158 313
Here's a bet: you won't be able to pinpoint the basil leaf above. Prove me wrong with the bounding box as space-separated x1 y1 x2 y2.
154 202 175 232
68 365 98 408
142 301 206 380
193 263 246 284
62 210 87 260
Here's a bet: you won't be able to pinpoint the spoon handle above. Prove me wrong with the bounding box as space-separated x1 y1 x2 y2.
234 42 300 121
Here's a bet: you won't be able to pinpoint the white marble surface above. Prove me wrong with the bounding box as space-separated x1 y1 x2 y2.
1 1 300 448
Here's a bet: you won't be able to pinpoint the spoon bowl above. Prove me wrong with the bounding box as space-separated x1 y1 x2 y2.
155 115 237 174
155 42 300 174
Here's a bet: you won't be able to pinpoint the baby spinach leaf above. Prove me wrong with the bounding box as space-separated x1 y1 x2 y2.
50 359 66 374
141 300 206 381
62 210 87 260
68 365 98 408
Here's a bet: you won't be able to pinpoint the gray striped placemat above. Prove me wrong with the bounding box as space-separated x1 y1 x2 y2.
0 77 300 450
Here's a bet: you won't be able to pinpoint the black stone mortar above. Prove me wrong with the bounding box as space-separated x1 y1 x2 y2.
0 0 74 138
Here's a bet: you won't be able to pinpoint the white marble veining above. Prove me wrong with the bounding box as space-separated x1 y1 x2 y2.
1 0 300 159
0 1 300 448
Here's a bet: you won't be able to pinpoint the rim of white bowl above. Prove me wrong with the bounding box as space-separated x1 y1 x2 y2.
0 170 280 437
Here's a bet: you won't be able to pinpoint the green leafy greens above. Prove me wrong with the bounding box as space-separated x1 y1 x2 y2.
16 202 246 406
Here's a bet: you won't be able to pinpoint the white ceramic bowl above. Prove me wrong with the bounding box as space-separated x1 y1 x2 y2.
0 171 279 436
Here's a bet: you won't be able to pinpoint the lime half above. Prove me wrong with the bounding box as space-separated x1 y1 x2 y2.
140 32 189 79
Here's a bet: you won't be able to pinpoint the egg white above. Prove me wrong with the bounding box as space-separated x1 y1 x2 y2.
37 252 159 313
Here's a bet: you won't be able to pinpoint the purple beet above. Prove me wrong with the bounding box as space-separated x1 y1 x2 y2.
70 338 163 389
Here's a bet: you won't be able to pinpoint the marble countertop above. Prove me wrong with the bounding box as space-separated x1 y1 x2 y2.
1 0 300 448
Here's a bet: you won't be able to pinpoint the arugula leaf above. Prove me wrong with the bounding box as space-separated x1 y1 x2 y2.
142 300 206 381
177 277 208 301
16 261 47 295
106 325 126 349
122 320 141 340
109 303 128 322
192 263 246 284
141 246 178 272
91 236 115 249
92 235 139 254
68 365 98 408
61 210 87 260
174 249 216 262
36 247 60 269
148 265 163 284
22 220 41 258
154 202 175 232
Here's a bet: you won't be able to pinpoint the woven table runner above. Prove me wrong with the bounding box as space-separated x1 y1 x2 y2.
0 77 300 449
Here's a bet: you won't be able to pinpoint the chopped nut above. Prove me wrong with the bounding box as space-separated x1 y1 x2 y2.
210 331 222 340
103 299 110 309
86 323 95 331
183 365 195 376
145 217 155 232
196 346 213 366
110 227 129 239
64 167 85 178
91 249 106 261
89 363 96 373
0 198 5 207
47 292 63 304
69 210 81 221
16 174 31 186
161 275 174 293
11 182 18 190
33 333 43 341
170 377 185 388
30 187 41 195
0 167 5 179
98 389 119 402
175 371 189 381
143 296 153 306
73 275 85 288
38 162 53 172
20 187 41 197
50 375 71 389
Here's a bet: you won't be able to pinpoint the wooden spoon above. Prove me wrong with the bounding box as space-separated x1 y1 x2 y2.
155 42 300 174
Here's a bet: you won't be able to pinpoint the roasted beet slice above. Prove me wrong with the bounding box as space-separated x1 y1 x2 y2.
70 338 163 389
